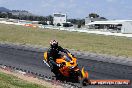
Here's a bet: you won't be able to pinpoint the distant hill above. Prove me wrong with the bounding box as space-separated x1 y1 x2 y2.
0 7 10 12
0 7 33 16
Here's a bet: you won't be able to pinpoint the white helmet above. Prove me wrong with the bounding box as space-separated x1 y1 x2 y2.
50 40 58 48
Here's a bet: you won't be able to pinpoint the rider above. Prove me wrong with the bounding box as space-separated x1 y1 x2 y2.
47 40 68 69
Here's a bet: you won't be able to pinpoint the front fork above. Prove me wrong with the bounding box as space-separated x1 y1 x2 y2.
43 60 51 67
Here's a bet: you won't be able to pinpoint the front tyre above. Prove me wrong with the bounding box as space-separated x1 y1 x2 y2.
70 70 82 83
80 78 91 86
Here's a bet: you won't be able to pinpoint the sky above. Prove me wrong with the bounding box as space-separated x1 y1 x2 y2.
0 0 132 20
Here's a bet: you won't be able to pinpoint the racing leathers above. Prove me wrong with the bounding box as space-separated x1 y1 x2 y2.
47 46 67 69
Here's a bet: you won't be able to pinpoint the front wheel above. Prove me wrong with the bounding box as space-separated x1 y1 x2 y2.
80 78 91 86
70 70 82 83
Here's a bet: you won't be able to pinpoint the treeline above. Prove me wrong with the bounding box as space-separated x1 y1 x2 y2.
0 12 53 24
67 19 85 28
0 12 53 21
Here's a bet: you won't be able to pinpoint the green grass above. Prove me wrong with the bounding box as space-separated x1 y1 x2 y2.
0 23 132 57
0 71 49 88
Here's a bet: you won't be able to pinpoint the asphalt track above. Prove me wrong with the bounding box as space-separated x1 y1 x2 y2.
0 45 132 88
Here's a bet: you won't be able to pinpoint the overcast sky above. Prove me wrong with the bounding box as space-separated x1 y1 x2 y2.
0 0 132 19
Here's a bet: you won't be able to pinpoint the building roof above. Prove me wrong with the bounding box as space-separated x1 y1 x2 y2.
86 20 132 25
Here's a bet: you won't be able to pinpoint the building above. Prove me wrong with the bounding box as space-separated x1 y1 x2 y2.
85 17 107 25
86 20 132 33
53 13 67 26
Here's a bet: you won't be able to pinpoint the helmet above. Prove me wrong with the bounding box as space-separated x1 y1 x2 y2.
50 40 58 48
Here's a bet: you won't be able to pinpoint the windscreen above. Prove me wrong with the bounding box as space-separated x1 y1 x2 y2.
59 52 72 62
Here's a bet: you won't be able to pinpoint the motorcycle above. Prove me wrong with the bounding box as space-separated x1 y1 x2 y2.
43 50 90 86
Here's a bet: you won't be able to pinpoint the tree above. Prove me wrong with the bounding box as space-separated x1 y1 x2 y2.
38 21 48 25
100 17 107 20
0 12 8 18
7 12 13 18
77 24 81 28
46 15 53 24
89 13 99 18
63 23 73 27
67 19 77 24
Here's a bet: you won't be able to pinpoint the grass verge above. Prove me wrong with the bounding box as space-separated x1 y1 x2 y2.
0 71 49 88
0 23 132 57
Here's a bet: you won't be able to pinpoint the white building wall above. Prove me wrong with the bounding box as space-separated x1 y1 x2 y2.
53 13 67 25
121 21 132 33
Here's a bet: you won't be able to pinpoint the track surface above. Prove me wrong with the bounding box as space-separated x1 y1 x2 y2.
0 45 132 88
